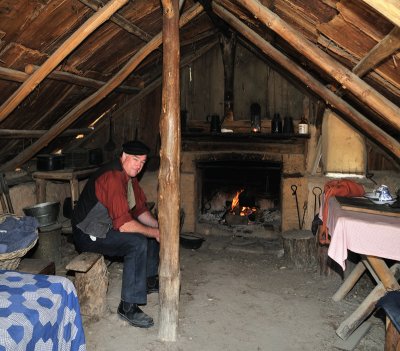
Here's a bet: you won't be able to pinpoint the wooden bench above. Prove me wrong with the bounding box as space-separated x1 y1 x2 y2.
66 252 109 318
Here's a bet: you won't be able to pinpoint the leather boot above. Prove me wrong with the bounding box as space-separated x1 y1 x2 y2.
117 301 154 328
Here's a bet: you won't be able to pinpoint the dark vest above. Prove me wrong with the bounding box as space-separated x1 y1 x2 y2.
71 158 122 228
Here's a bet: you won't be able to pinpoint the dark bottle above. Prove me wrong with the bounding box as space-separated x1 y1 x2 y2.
283 116 294 134
271 113 282 133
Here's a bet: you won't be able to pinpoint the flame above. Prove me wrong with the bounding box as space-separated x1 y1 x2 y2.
231 189 244 212
240 206 257 216
229 189 257 222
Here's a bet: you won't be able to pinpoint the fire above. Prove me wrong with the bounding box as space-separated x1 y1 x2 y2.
230 189 257 219
231 189 244 212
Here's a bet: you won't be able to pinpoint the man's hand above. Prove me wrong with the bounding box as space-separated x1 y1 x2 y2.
120 216 160 242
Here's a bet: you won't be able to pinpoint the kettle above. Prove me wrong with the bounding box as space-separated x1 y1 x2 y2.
206 114 224 133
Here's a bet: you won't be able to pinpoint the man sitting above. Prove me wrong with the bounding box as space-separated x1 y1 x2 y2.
72 140 159 328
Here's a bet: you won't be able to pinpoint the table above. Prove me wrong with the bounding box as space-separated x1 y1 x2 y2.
32 167 97 208
326 197 400 340
0 270 86 350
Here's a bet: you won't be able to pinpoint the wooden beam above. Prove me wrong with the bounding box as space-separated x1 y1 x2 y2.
158 0 180 341
0 66 26 83
360 0 400 27
0 3 203 172
353 26 400 77
0 0 129 123
0 86 76 163
212 3 400 161
0 128 93 138
317 35 400 96
237 0 400 131
0 65 140 94
24 64 140 94
220 32 237 122
180 28 218 47
78 0 153 42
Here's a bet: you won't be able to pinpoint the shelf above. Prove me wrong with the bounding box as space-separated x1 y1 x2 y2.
182 132 309 143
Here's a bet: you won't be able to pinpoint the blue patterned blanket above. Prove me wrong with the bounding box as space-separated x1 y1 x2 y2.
0 216 39 253
0 270 86 350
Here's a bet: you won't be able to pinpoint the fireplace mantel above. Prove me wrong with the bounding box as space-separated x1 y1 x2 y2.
182 133 308 153
182 132 309 142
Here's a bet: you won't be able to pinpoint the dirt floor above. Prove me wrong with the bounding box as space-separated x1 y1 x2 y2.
59 232 385 351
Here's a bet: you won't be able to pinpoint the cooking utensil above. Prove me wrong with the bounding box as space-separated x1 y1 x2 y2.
301 201 307 230
104 115 116 152
180 233 205 250
312 186 322 215
23 201 60 227
36 154 65 171
291 185 301 229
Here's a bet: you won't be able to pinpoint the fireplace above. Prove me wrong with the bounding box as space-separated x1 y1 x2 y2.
195 155 282 232
179 136 308 234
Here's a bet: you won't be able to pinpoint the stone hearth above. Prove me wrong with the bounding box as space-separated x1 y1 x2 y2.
180 135 309 235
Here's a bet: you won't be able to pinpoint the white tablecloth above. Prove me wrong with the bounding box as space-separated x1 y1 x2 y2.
326 197 400 270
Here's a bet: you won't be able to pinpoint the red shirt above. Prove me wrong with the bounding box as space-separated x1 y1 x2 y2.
95 170 147 230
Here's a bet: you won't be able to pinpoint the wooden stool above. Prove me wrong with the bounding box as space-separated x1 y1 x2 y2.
18 258 55 275
282 230 317 269
66 252 109 318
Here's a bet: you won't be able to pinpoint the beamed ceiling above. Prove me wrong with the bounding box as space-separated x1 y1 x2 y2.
0 0 399 170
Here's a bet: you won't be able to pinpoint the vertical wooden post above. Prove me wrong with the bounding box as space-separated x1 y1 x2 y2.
219 32 237 122
158 0 180 342
35 179 47 203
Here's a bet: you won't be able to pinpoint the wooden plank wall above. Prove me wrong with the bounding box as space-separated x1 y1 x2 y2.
90 86 162 161
180 43 307 123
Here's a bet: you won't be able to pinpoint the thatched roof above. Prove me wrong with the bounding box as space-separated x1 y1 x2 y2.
0 0 399 169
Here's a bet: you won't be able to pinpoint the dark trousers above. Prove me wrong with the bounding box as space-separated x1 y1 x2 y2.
72 226 159 305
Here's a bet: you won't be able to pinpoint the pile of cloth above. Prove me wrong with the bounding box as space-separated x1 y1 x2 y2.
0 216 39 254
319 179 364 244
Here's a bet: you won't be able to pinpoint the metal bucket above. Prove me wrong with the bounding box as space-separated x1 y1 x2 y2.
23 202 60 227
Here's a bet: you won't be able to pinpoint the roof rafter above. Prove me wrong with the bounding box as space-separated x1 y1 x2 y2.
0 3 204 172
78 0 153 42
0 65 140 94
353 26 400 77
237 0 400 131
0 0 129 123
360 0 400 27
212 2 400 161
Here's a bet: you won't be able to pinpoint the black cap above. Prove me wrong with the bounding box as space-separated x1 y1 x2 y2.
122 140 150 155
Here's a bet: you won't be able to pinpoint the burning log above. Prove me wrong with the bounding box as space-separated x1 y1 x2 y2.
223 189 258 225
